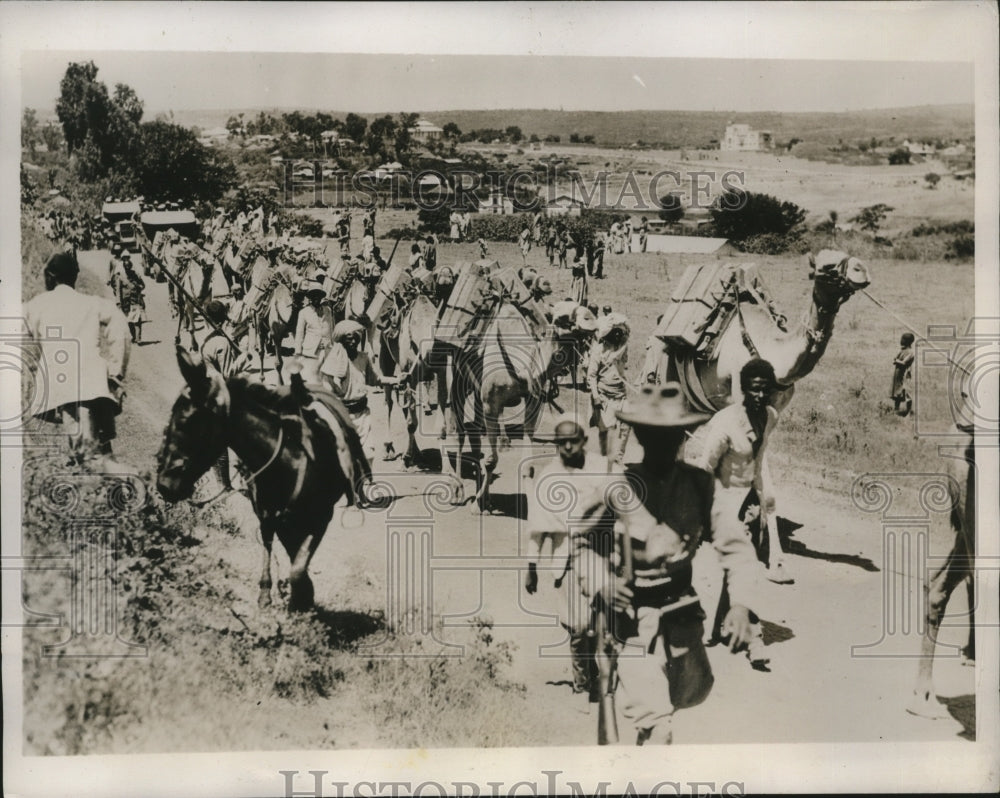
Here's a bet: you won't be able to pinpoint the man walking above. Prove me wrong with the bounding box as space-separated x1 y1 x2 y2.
23 252 130 459
574 383 760 744
525 416 611 696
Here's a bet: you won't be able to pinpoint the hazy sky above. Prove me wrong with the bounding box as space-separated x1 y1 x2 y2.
21 51 973 117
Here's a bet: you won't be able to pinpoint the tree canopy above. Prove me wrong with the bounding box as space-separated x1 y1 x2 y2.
710 189 806 241
53 61 235 206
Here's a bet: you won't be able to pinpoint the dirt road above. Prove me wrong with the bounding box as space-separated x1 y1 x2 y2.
80 248 975 748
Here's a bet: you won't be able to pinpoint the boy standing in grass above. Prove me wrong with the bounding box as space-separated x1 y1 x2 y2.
891 332 915 416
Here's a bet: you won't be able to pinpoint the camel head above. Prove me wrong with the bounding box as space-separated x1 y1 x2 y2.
808 249 871 307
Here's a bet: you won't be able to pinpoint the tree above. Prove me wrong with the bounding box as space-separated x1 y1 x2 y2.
395 113 419 160
851 203 893 234
544 134 560 143
21 165 38 206
505 125 523 144
442 122 462 140
888 147 911 165
569 133 581 144
225 114 245 138
22 108 40 157
56 61 102 154
135 121 236 205
366 114 398 159
582 134 595 144
925 172 941 189
55 61 144 181
710 189 806 241
657 193 685 223
529 133 540 144
343 112 368 144
41 123 63 154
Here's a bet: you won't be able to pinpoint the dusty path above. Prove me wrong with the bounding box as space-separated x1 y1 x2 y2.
80 248 975 748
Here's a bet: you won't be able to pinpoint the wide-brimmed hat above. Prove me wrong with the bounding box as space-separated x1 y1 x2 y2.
333 319 364 342
616 382 711 429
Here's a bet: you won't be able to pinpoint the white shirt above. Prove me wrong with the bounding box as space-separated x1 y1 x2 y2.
23 284 130 413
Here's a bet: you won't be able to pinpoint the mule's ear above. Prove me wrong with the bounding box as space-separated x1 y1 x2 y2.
176 346 208 392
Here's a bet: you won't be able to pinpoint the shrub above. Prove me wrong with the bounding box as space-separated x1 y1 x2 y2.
709 189 806 242
285 213 324 238
383 226 420 240
946 234 975 260
417 205 451 236
888 148 911 165
739 230 810 255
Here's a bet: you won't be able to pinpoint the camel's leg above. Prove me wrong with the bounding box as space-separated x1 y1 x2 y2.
441 356 466 504
273 325 285 386
288 532 317 612
258 523 275 609
908 543 970 718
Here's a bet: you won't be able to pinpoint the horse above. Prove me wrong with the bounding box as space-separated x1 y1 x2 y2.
907 427 976 718
156 347 355 611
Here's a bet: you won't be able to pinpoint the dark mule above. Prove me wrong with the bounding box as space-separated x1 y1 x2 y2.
908 428 976 718
156 347 353 611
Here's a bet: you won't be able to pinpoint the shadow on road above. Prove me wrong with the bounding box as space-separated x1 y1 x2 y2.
311 606 385 648
761 619 795 646
942 693 976 741
778 516 881 573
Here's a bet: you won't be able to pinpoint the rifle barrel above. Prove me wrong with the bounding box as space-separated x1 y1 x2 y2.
143 244 244 354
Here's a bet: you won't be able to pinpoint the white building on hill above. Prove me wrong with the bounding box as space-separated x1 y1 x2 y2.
721 123 773 152
409 119 444 143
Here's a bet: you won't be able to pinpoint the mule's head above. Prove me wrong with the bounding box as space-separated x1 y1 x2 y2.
156 347 231 502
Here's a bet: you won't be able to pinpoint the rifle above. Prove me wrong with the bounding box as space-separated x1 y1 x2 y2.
595 523 634 745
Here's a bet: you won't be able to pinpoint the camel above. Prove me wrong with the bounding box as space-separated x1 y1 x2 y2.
907 426 976 719
447 299 571 511
643 250 872 580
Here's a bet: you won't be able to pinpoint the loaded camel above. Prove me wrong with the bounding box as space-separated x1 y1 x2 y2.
644 250 872 580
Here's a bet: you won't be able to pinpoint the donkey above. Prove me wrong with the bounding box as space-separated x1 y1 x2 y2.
157 347 359 611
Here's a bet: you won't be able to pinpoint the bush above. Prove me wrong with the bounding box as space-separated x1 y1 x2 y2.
383 226 421 240
946 234 975 260
739 230 810 255
709 189 807 242
888 148 911 165
417 205 451 236
284 213 324 238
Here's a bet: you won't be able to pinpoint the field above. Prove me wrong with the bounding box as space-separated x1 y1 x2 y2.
173 104 974 149
18 141 981 756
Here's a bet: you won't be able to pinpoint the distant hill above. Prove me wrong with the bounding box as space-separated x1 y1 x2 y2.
167 105 974 148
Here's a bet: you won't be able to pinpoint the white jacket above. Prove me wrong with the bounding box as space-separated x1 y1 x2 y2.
23 284 130 414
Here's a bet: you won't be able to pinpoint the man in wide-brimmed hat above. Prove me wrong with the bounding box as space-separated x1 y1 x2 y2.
572 382 759 745
525 414 611 697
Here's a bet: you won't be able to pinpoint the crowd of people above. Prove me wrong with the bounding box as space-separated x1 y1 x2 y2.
22 201 886 748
